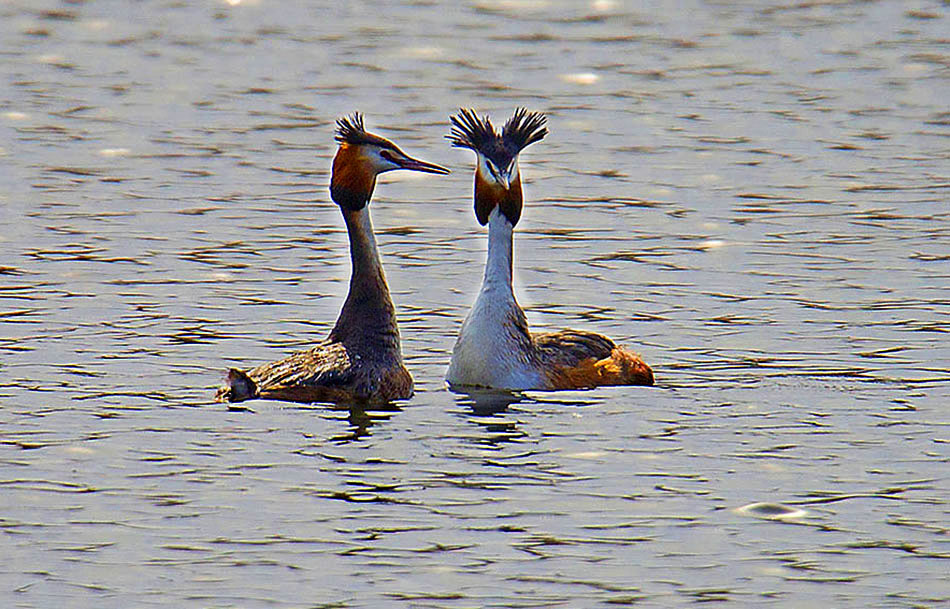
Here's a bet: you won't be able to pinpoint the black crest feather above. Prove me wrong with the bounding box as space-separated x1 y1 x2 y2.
502 108 547 152
335 112 366 144
447 108 547 168
335 112 396 148
447 108 497 152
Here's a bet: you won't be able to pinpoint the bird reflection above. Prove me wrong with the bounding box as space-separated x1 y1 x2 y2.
452 389 529 444
453 388 525 416
329 403 402 443
228 400 401 444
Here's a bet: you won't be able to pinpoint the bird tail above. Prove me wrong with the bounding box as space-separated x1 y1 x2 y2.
215 368 258 403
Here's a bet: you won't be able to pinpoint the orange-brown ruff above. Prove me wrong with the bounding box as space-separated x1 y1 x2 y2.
445 108 653 390
216 113 448 404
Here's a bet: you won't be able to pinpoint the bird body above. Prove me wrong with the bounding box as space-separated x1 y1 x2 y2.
221 339 412 405
216 113 448 405
446 207 544 390
445 108 653 391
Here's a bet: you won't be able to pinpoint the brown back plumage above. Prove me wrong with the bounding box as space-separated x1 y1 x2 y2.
534 330 654 389
216 339 412 405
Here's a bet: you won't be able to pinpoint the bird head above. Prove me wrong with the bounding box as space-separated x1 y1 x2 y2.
330 113 449 211
447 108 547 226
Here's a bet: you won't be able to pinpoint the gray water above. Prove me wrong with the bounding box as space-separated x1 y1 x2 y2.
1 1 948 607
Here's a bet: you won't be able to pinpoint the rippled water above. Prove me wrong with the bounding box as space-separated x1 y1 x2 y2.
2 1 948 607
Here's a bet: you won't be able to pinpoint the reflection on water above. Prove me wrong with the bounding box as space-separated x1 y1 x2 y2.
453 388 526 415
1 0 948 607
453 389 530 443
330 402 403 443
234 401 405 444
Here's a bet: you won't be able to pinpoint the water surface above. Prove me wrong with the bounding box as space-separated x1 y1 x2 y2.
1 1 948 607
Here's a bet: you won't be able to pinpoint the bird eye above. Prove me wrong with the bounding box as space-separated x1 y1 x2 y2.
380 149 396 162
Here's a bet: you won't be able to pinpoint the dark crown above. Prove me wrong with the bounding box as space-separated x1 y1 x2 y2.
335 112 392 148
447 108 497 153
448 108 547 165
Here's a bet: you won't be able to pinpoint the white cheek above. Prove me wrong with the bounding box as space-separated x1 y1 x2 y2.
363 152 389 173
476 154 493 179
476 154 518 186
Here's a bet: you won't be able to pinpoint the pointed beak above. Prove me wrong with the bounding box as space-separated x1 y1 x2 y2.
392 152 450 175
496 169 511 190
486 160 513 190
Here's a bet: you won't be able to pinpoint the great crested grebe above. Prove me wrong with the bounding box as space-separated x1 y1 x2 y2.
216 113 449 404
445 108 654 391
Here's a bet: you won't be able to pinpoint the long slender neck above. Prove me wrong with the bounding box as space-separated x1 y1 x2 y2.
464 203 534 360
481 206 516 296
329 207 400 351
